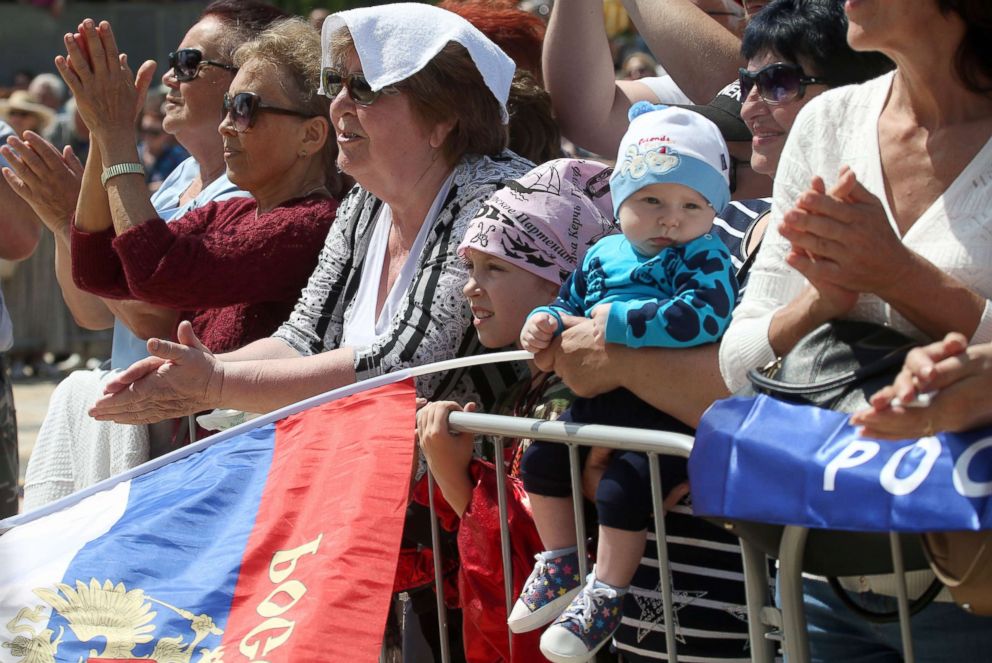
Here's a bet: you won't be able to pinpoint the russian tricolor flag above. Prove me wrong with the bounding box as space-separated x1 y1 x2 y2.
0 379 417 662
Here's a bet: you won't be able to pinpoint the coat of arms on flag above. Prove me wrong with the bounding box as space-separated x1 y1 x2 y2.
0 379 418 662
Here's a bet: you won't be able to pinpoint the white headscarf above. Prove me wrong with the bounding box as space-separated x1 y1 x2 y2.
319 3 514 123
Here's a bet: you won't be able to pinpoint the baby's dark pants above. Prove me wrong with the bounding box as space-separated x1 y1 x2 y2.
520 388 691 532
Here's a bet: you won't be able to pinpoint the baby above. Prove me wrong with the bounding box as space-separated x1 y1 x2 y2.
513 103 738 662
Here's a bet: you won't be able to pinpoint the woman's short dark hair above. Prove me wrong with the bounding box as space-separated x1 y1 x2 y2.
741 0 893 86
507 70 561 164
938 0 992 95
234 18 344 198
201 0 289 59
403 42 508 164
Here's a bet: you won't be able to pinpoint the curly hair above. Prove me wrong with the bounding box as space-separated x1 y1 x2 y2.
235 18 343 197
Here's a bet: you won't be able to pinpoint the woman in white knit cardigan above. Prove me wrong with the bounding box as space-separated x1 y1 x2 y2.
718 0 992 660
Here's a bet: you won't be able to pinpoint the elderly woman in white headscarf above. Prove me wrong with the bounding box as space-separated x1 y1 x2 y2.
89 4 531 423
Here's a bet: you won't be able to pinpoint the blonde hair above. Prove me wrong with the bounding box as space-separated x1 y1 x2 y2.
234 17 343 196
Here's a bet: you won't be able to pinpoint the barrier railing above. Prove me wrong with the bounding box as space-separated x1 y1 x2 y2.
424 411 926 663
423 411 778 663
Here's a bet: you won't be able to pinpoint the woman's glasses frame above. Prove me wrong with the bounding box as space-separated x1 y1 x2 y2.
168 48 238 83
222 92 315 133
320 68 399 106
738 62 830 105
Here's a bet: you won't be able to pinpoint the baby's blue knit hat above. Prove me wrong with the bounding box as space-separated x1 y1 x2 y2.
610 102 731 216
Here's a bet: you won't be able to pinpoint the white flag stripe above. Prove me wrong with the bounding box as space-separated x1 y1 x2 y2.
0 481 130 662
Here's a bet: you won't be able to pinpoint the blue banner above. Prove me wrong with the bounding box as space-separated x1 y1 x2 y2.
690 395 992 532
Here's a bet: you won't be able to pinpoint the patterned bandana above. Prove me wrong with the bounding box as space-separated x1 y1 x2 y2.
459 159 618 286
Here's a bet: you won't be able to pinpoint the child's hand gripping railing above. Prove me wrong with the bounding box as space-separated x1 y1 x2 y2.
423 412 779 663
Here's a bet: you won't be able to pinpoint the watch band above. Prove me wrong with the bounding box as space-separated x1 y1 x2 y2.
101 162 145 187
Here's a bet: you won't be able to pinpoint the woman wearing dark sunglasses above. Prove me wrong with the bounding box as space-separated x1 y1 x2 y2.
87 6 529 657
722 0 992 660
9 1 294 508
737 0 889 178
91 4 531 423
19 12 348 510
62 14 342 360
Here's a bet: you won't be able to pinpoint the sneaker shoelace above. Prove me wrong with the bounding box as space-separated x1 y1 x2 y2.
526 553 549 587
519 553 553 600
561 583 618 633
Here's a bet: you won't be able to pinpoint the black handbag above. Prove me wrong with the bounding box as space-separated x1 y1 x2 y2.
746 319 918 413
721 320 944 621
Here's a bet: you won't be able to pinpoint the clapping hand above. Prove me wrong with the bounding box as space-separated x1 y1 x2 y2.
89 321 223 424
781 166 912 302
1 131 82 234
54 20 156 140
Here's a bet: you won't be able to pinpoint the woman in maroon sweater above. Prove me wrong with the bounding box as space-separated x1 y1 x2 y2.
62 17 342 353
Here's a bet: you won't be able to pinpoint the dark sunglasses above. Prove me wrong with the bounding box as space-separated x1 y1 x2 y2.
738 62 829 105
320 68 398 106
222 92 315 133
168 48 238 83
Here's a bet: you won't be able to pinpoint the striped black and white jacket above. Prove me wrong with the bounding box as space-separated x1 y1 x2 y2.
273 150 532 408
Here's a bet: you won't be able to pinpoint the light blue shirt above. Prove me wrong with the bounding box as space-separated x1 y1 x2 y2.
110 157 248 369
0 120 15 352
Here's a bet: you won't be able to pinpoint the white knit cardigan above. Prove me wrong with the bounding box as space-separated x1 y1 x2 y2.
720 71 992 393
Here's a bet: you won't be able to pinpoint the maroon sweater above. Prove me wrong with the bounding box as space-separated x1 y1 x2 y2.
71 195 337 354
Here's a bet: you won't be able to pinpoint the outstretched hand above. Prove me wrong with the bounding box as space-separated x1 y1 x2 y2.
89 321 224 424
54 19 156 139
1 131 82 233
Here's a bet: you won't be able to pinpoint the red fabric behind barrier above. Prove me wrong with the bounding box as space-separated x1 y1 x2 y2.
220 379 416 660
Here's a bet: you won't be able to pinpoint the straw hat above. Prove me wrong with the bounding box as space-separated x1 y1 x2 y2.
0 90 56 131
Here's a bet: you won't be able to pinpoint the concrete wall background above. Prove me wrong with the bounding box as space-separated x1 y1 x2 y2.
0 2 207 87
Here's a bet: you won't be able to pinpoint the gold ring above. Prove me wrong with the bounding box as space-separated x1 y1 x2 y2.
924 417 935 437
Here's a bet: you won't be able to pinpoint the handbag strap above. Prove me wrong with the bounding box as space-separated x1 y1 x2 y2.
747 347 912 396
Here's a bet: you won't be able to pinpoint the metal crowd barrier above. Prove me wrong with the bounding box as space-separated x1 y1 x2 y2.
422 411 777 663
419 411 924 663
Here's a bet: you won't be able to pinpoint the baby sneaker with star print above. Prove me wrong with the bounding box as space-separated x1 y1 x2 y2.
507 547 583 633
539 569 625 663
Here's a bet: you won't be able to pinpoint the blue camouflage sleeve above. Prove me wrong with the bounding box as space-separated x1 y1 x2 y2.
605 234 738 348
